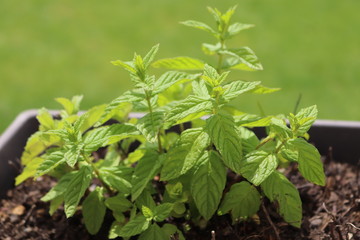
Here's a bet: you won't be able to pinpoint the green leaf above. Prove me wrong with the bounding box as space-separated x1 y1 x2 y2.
191 151 227 220
82 187 106 235
64 165 93 218
84 123 140 152
165 96 212 125
153 203 174 222
41 172 76 202
221 80 260 103
142 205 154 220
162 224 185 240
135 190 156 211
99 166 133 194
136 111 164 143
131 151 162 201
206 113 242 173
180 20 218 36
261 171 302 227
143 44 160 68
118 215 150 238
161 128 210 181
37 108 55 131
111 59 137 74
153 71 198 94
35 151 66 177
21 131 60 165
98 90 143 125
15 157 43 185
227 22 255 37
78 104 106 132
192 79 211 98
139 223 167 240
221 47 263 71
218 181 261 221
236 127 260 155
247 84 281 94
289 138 325 186
239 116 273 127
49 196 63 216
105 194 132 212
270 118 292 139
152 57 205 70
292 105 318 135
240 151 278 186
56 95 83 116
202 43 221 55
64 145 81 167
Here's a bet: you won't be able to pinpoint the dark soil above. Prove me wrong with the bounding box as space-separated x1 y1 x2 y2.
1 158 359 240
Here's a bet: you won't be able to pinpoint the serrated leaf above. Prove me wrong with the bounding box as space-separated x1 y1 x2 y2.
239 116 273 127
99 166 133 194
206 113 242 173
180 20 218 36
227 22 255 37
165 96 212 125
203 64 219 80
153 203 174 222
161 128 210 181
289 138 325 186
78 104 106 132
98 90 143 125
139 223 167 240
35 151 66 177
84 123 140 152
202 43 221 55
221 47 263 71
135 190 156 211
236 127 260 155
131 151 162 201
15 157 43 185
152 57 205 70
153 71 198 94
111 59 137 74
64 145 81 167
293 105 318 135
221 80 260 103
137 111 164 143
118 215 150 237
105 194 132 212
64 165 93 218
191 151 227 220
49 195 63 216
218 181 260 221
37 108 55 131
261 171 302 227
143 44 160 68
21 131 60 165
41 172 76 201
240 151 278 186
248 84 281 94
270 118 292 139
192 79 211 98
83 187 106 235
142 206 154 220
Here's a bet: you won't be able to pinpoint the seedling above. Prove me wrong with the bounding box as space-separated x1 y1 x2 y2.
18 6 325 239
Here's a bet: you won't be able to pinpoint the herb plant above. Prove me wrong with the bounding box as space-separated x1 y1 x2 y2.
17 6 325 239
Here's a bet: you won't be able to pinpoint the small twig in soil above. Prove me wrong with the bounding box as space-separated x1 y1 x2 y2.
322 203 345 240
20 204 36 226
261 201 281 240
346 222 360 231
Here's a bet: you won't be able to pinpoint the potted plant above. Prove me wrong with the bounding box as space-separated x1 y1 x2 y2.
1 6 359 240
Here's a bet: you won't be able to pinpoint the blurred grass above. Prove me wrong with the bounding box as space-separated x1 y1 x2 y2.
1 0 359 132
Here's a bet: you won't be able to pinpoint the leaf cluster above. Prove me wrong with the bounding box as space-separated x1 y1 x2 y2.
18 6 325 239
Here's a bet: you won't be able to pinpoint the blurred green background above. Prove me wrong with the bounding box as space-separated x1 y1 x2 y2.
1 0 359 132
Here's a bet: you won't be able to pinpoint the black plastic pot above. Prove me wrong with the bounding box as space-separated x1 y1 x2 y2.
1 110 360 199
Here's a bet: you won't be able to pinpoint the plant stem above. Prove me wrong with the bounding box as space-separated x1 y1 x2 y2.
83 154 114 195
216 39 225 74
145 89 163 153
256 136 274 150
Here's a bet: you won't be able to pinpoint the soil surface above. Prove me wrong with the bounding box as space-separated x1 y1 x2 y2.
1 157 359 240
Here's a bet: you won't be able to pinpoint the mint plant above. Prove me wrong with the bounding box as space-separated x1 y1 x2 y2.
17 6 325 239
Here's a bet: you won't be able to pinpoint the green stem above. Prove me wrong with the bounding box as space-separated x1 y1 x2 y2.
256 136 274 150
83 154 114 195
144 90 163 154
216 39 225 74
